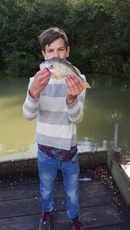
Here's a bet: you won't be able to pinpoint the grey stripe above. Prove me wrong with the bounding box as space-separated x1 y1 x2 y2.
41 84 67 97
35 132 77 150
68 107 81 119
38 110 70 125
78 95 85 103
71 114 84 124
24 103 38 113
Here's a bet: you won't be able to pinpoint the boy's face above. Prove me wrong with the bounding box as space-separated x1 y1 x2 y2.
42 38 70 60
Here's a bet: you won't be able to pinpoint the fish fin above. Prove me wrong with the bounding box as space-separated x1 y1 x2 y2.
73 66 81 74
81 81 91 90
54 74 61 80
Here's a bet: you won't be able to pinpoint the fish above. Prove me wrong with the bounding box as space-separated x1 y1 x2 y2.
40 57 91 90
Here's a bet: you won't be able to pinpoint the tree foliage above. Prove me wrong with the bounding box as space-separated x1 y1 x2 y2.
0 0 130 77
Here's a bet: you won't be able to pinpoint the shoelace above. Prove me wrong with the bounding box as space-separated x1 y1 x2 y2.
42 212 54 224
42 212 50 223
72 218 83 230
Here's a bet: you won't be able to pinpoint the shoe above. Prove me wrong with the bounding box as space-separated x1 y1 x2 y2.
39 211 54 230
70 217 83 230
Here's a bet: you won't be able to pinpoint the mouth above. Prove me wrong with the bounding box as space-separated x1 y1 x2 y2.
45 64 53 70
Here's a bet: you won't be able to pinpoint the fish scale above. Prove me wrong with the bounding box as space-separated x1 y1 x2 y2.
40 57 91 90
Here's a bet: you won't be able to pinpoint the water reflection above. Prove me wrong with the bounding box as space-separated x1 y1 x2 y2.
0 75 130 164
77 74 130 164
0 77 37 161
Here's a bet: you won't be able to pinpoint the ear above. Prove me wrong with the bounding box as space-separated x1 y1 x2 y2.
66 46 70 58
41 50 47 60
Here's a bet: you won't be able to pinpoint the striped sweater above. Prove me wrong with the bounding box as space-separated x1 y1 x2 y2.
23 74 86 150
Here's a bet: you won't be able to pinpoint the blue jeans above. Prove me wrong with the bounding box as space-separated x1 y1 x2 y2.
37 147 80 219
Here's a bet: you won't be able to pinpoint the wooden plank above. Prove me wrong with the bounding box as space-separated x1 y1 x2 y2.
0 180 110 201
0 214 40 230
106 152 130 210
86 223 130 230
0 204 129 230
0 183 40 201
0 198 41 218
54 182 115 211
0 181 115 218
0 175 39 187
80 204 130 229
0 164 130 230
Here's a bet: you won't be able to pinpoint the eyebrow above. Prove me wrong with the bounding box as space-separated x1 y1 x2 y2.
46 48 53 51
46 45 65 51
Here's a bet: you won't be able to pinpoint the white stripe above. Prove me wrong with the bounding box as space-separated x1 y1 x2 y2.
37 121 76 139
79 101 84 110
23 107 37 119
26 98 39 108
68 102 79 114
49 77 65 84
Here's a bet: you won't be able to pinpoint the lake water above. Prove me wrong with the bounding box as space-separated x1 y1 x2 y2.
0 74 130 171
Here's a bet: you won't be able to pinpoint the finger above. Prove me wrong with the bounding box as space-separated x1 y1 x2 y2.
35 69 51 82
65 76 75 94
66 75 82 93
36 68 51 78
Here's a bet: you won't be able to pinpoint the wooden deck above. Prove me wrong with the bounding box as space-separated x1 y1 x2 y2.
0 164 130 230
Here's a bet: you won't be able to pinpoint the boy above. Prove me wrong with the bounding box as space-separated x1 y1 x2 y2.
23 27 85 230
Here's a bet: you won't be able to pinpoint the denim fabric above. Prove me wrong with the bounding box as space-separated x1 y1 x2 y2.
37 146 80 219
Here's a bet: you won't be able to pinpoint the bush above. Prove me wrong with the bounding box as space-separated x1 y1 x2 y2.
0 0 130 78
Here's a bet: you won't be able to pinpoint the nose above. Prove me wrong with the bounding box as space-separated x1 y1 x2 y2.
53 50 59 58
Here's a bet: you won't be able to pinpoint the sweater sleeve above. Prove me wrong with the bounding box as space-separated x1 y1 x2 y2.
22 77 40 121
23 91 40 121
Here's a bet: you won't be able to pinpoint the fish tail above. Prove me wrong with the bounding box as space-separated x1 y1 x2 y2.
81 81 91 90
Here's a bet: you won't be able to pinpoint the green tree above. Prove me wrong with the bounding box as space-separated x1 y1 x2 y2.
0 0 130 77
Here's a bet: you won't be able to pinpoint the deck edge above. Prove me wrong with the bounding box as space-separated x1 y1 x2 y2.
106 151 130 210
0 151 107 177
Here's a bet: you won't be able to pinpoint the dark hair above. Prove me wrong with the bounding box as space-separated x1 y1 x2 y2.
38 27 69 51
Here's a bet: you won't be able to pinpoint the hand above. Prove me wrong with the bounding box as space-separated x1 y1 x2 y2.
29 68 51 99
65 75 83 104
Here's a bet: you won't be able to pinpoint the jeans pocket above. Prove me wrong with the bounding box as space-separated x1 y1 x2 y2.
37 148 48 162
70 154 78 163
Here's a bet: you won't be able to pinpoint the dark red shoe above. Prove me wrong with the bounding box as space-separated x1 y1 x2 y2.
39 211 54 230
70 217 84 230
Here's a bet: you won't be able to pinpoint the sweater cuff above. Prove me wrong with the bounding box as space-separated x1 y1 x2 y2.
27 90 40 103
66 97 78 109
